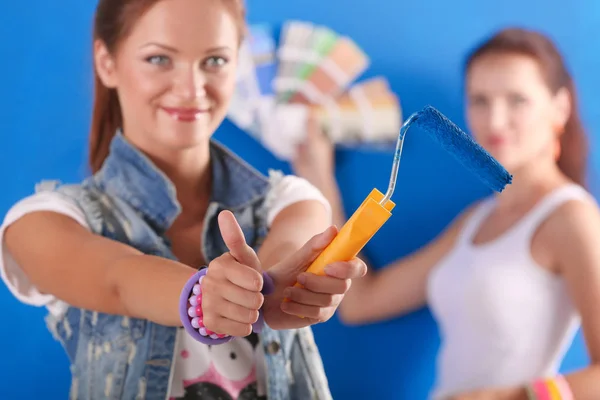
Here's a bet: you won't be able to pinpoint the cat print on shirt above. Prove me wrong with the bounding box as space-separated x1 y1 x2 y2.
171 332 267 400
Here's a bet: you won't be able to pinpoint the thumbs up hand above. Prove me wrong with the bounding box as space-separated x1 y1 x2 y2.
201 210 366 336
201 210 273 337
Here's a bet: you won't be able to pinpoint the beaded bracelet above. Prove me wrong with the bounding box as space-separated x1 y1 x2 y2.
526 375 574 400
179 267 275 344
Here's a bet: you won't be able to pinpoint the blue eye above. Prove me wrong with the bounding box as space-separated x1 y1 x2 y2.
146 55 171 66
508 94 527 105
204 56 228 69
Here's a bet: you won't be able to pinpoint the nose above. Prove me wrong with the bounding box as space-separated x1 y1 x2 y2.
172 66 207 102
488 102 509 133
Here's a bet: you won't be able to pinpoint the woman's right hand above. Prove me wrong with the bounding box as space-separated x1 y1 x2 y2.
200 210 267 337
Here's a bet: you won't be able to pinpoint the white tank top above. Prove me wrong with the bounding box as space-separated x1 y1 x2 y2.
427 184 593 399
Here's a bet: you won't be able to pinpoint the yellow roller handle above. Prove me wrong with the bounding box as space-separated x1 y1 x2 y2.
294 188 395 288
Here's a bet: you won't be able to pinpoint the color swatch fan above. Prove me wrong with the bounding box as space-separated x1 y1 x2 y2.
226 24 276 139
275 21 368 104
226 21 403 160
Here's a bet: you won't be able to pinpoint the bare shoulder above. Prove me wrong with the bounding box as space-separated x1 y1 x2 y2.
541 192 600 271
544 193 600 236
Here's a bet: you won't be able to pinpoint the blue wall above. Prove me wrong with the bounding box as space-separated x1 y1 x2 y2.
1 0 597 399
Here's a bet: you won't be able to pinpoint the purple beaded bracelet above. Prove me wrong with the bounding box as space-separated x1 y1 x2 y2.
179 267 275 344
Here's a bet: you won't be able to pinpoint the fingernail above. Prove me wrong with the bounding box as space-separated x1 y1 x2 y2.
297 274 307 285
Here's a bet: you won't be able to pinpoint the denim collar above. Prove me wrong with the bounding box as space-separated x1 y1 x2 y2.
93 132 269 233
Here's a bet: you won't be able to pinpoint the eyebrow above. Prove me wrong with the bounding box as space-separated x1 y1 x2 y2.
140 42 179 52
139 43 232 53
206 46 232 53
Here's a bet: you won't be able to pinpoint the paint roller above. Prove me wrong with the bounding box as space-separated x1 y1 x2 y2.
292 105 512 290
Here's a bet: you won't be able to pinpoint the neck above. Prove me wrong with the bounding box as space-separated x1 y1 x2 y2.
149 144 212 216
495 158 565 210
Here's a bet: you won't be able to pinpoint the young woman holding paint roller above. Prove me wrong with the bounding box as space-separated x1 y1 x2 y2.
293 28 600 400
0 0 369 398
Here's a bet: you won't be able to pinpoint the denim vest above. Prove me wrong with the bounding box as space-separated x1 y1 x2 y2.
41 133 332 400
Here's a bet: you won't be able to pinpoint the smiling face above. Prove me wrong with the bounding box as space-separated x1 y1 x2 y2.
465 52 570 173
94 0 240 156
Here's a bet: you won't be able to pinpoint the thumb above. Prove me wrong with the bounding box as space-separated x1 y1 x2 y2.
218 210 262 272
270 225 338 281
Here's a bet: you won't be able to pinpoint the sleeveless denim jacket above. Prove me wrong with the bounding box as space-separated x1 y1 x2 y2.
41 133 332 400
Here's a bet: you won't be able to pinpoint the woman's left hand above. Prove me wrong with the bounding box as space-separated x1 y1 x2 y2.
446 387 528 400
263 226 367 330
291 114 336 189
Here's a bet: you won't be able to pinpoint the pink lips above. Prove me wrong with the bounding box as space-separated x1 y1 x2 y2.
161 106 209 122
487 136 506 147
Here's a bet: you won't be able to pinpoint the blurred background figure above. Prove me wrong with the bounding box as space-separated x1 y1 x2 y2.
2 0 598 399
293 27 600 399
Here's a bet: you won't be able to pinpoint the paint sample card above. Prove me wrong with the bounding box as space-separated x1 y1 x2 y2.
226 21 403 161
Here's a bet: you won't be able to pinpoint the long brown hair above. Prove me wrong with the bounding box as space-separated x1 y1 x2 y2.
464 27 588 186
89 0 246 173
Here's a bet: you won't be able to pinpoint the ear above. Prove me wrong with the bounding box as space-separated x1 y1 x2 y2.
94 39 118 88
552 87 571 133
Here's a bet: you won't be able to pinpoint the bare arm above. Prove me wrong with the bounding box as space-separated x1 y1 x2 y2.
338 207 471 324
294 160 473 325
309 175 347 231
4 211 194 326
257 200 331 269
544 200 600 399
